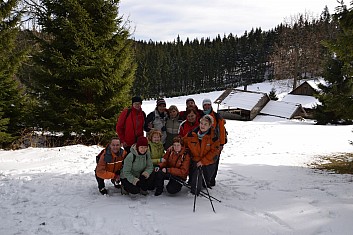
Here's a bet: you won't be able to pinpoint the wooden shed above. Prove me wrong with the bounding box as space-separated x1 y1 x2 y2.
290 80 321 96
214 89 270 121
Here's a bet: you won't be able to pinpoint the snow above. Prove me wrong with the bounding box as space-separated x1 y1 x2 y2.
260 100 302 119
220 90 267 110
1 80 353 235
282 94 321 109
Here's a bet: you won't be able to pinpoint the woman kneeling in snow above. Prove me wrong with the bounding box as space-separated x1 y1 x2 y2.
120 136 154 196
154 136 191 196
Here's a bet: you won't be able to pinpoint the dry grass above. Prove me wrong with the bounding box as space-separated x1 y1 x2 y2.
310 153 353 174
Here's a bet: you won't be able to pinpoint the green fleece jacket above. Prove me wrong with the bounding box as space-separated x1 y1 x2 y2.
148 141 165 166
121 144 153 185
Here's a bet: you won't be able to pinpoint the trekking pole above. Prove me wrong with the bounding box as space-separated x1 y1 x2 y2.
170 175 221 203
193 167 200 212
200 168 216 213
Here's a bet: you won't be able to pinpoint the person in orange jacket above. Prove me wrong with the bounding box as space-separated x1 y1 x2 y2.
201 98 227 186
154 136 191 196
183 114 220 195
95 137 127 195
116 96 146 153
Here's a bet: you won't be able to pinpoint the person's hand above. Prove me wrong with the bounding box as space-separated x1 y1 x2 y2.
148 122 153 129
196 161 203 167
155 167 160 172
162 168 167 173
161 158 166 163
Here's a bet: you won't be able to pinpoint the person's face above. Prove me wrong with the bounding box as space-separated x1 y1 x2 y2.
138 146 148 154
151 134 161 143
186 101 195 108
110 139 121 154
133 102 142 110
173 142 182 152
169 109 178 118
186 111 196 123
157 104 166 113
200 119 211 132
203 103 212 111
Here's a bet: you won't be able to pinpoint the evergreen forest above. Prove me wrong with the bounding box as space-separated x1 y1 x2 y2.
0 0 352 148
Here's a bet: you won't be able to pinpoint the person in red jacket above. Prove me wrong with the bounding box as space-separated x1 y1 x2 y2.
178 107 199 137
116 96 146 153
183 114 220 196
95 137 127 195
154 136 191 196
179 98 203 121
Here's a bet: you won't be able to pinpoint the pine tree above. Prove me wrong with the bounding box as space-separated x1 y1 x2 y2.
315 2 353 124
30 0 135 144
268 88 278 100
0 0 29 148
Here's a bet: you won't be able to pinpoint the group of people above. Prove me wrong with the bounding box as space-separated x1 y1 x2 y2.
94 96 227 197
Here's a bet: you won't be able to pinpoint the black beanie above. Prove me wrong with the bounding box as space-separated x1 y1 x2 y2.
132 96 142 104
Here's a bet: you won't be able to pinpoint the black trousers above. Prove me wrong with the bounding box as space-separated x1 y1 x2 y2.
95 170 106 190
210 153 221 186
154 170 183 194
189 162 216 195
121 171 155 194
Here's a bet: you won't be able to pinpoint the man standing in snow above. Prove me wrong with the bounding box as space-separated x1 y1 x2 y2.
202 98 227 186
179 98 203 121
95 138 127 195
116 96 146 153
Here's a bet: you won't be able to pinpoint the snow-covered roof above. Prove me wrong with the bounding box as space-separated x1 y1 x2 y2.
221 90 267 110
260 100 302 119
281 94 320 109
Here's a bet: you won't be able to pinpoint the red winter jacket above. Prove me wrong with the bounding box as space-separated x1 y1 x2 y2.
116 107 146 147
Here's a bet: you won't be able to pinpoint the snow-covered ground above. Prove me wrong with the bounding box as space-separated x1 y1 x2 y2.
1 80 353 235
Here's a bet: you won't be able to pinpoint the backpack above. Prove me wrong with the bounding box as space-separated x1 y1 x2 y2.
214 112 228 144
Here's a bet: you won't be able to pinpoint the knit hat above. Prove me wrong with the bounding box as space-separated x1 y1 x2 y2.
132 96 142 104
186 98 195 104
136 136 148 149
156 98 166 107
202 98 212 106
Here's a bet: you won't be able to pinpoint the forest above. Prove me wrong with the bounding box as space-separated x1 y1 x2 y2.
1 0 352 148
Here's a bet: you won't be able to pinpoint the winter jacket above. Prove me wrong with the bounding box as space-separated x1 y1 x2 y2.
95 146 127 179
148 141 165 166
144 109 168 143
116 107 146 147
158 147 190 180
164 115 182 149
120 144 153 185
178 119 199 137
206 109 227 146
183 126 220 166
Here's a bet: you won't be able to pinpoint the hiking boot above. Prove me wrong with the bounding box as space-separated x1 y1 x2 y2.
140 189 149 196
99 188 108 195
154 190 163 196
111 179 121 188
121 185 129 195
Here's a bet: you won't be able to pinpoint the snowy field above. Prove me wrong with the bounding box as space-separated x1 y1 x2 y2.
1 80 353 235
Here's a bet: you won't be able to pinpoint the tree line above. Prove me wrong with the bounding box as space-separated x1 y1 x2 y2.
1 0 352 148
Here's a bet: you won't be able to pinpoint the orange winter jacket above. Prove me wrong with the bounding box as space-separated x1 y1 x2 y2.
95 147 127 179
158 147 190 180
208 110 227 146
183 127 220 166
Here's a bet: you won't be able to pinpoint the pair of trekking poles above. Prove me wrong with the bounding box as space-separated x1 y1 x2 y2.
171 166 221 213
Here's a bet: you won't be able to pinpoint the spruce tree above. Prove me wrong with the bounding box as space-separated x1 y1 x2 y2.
0 0 28 148
30 0 135 144
315 2 353 124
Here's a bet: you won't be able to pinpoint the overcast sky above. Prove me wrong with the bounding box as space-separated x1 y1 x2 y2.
119 0 340 42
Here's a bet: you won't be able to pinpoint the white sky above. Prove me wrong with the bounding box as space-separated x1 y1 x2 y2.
119 0 340 42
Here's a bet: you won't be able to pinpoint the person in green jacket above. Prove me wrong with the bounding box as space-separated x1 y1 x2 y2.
148 129 165 167
121 136 154 195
